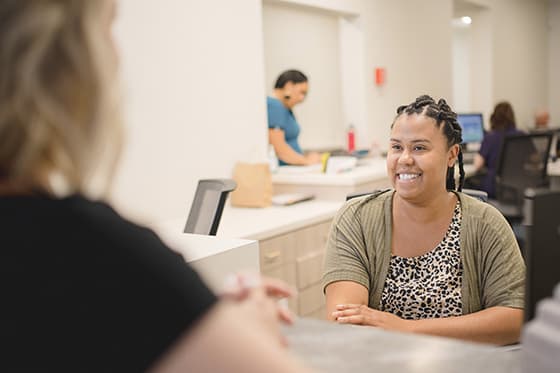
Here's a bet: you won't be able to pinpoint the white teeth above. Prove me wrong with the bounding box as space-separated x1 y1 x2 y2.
398 173 419 180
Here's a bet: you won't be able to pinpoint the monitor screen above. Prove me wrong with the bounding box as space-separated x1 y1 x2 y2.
192 189 221 235
457 113 484 144
523 188 560 321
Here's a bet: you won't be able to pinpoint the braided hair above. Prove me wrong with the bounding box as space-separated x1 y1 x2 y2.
392 95 465 191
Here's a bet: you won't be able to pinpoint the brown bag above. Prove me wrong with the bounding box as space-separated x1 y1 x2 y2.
230 162 272 207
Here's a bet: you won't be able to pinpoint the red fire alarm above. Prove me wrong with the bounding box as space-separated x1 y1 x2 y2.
374 67 385 86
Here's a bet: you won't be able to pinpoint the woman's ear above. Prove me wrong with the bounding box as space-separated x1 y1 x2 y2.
282 82 294 100
448 144 460 167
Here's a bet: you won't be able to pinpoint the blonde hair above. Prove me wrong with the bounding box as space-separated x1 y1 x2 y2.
0 0 122 196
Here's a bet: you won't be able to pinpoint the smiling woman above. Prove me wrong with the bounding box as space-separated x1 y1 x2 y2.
322 95 526 346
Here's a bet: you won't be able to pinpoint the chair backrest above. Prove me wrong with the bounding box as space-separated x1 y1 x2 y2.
522 188 560 321
184 179 237 235
462 188 488 202
495 133 553 207
346 189 391 201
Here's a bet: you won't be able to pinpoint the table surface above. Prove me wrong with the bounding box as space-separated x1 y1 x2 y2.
272 157 388 186
284 318 521 373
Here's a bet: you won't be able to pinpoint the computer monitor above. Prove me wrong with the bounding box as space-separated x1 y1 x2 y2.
184 179 236 236
457 113 485 144
523 188 560 321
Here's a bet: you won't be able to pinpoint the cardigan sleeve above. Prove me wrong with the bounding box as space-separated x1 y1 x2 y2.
471 200 525 310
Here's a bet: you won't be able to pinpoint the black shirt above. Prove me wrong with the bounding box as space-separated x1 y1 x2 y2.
1 194 216 372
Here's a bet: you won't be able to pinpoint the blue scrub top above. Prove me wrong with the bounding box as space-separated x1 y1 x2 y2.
267 96 302 165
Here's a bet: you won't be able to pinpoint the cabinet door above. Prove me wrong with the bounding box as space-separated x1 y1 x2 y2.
298 282 325 316
264 265 298 312
296 250 324 290
259 234 296 272
259 234 297 312
296 221 331 258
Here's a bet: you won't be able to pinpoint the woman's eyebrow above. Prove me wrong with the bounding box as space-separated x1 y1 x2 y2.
389 138 431 143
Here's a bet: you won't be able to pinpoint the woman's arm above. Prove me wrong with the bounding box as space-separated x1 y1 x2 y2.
269 128 320 165
326 280 523 345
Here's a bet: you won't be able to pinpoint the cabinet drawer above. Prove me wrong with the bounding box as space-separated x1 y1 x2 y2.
296 221 331 258
259 234 296 271
296 251 324 289
261 264 298 313
262 263 297 288
298 281 325 316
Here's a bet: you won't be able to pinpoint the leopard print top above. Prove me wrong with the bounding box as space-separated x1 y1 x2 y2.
380 201 463 319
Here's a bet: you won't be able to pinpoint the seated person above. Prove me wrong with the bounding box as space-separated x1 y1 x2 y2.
267 70 321 165
323 95 525 346
0 1 311 372
467 101 524 198
534 108 550 130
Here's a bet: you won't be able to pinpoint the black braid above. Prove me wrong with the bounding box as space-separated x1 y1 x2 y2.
457 150 465 191
392 95 465 192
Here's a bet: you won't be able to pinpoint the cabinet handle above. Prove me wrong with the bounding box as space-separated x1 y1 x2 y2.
264 250 281 261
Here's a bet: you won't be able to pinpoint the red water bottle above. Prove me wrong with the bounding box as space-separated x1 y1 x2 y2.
347 125 355 154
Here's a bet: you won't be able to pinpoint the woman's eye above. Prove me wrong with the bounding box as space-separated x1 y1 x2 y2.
391 144 402 151
413 145 426 151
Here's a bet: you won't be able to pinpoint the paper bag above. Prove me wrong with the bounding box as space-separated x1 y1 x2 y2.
230 162 272 207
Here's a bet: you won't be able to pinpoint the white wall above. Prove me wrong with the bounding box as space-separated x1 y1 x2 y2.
491 0 549 130
467 6 493 126
262 2 344 150
112 0 268 224
363 0 453 150
452 25 471 112
550 0 560 127
452 1 493 127
453 0 550 130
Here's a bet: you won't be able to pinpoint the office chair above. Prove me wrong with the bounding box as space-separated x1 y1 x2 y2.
490 133 553 221
184 179 237 235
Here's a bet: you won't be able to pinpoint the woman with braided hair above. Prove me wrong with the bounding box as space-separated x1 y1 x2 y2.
322 95 524 345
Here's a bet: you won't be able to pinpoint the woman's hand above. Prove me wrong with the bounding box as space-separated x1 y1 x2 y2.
304 151 322 165
220 272 296 325
332 304 413 333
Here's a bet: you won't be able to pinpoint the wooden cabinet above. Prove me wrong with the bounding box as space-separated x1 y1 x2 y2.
259 220 331 319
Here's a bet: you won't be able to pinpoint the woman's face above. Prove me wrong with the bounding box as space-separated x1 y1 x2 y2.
387 113 458 203
282 81 308 108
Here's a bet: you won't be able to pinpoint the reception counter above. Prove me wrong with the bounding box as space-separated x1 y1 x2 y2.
154 200 343 317
284 318 521 373
272 157 390 200
153 230 259 292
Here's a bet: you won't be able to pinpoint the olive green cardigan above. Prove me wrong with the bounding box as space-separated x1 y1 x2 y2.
322 190 525 314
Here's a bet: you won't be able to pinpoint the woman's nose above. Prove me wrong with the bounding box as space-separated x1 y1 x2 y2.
398 149 413 165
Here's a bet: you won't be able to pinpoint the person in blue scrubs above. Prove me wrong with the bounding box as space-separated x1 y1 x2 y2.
267 70 321 166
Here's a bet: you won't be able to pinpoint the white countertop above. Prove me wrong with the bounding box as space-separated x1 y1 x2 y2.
150 231 260 291
218 200 342 240
154 231 255 262
154 199 343 242
272 157 387 186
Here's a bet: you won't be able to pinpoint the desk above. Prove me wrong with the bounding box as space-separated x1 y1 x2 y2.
152 232 259 293
220 201 341 317
155 200 343 318
272 157 390 200
284 318 521 373
547 159 560 190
